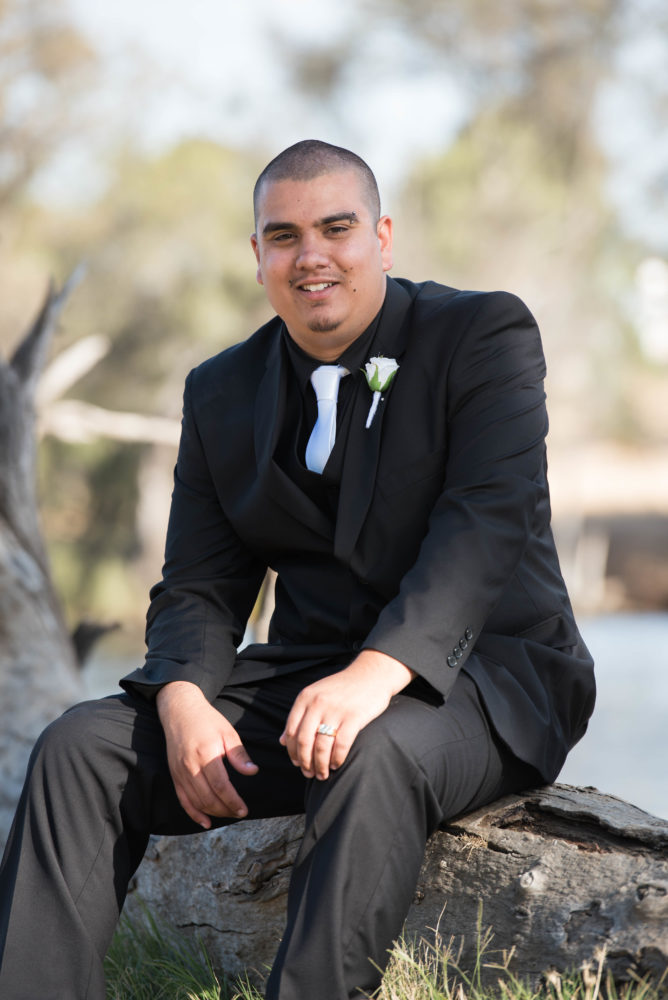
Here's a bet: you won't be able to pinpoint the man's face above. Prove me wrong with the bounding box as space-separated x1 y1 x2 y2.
251 169 393 361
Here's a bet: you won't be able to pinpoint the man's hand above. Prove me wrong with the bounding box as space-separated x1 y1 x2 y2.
280 650 415 781
156 681 258 829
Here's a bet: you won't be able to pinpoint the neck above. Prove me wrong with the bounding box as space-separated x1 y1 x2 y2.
286 329 362 362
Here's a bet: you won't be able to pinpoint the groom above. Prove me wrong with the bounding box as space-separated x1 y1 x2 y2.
0 140 595 999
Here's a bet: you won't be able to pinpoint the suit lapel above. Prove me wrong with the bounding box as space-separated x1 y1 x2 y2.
253 329 333 542
253 331 284 469
334 278 415 564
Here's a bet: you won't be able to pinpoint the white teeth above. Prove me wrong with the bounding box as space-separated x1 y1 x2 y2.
301 282 334 292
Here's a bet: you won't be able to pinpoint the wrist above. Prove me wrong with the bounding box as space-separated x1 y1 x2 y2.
156 680 206 718
349 648 415 695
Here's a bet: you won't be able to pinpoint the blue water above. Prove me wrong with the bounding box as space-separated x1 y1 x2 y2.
558 612 668 820
86 612 668 821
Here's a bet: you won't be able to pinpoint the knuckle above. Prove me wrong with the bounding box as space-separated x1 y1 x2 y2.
182 755 203 778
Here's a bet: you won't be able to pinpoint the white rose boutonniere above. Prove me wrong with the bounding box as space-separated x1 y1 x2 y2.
363 356 399 428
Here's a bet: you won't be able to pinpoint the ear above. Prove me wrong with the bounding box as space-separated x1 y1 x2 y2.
377 215 393 273
250 234 263 286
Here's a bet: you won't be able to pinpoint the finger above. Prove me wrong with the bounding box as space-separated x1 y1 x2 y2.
291 729 315 778
218 717 259 775
312 728 338 781
291 705 328 777
281 708 312 772
166 753 216 828
328 720 358 772
200 757 249 818
280 698 307 755
175 784 212 830
178 755 247 820
282 724 315 777
226 742 259 777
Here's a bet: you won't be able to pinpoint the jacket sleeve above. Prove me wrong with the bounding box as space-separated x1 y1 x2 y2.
121 370 267 702
362 291 548 697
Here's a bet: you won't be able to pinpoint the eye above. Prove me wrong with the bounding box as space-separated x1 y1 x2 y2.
326 225 349 236
272 232 295 242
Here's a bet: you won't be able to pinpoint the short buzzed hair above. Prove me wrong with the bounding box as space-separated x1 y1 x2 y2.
253 139 381 225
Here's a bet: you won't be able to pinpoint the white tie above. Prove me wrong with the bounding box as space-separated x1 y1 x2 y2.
305 365 349 474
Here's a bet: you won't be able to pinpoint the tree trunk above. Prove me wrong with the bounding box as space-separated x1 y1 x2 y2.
127 784 668 988
0 278 83 848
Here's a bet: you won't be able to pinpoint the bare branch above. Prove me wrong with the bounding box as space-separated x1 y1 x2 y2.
36 333 111 406
9 265 86 391
39 399 181 446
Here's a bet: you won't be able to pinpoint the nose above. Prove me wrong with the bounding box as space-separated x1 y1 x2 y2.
295 232 329 269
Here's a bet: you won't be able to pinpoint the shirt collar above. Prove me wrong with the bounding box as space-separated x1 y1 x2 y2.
282 304 385 395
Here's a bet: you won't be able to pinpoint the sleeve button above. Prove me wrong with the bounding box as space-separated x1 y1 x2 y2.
465 627 473 641
447 655 457 668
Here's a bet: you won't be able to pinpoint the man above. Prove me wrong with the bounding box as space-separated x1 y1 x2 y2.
0 140 595 1000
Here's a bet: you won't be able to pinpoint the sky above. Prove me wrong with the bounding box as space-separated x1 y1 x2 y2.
28 0 661 255
49 0 468 212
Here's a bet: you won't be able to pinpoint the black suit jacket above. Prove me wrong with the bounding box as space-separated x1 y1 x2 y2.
122 277 595 782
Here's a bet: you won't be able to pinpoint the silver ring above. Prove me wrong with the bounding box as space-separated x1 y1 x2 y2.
316 723 337 738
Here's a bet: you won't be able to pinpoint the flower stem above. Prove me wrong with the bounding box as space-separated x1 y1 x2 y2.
366 391 381 428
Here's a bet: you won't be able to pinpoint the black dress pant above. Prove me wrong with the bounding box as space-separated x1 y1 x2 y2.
0 667 538 1000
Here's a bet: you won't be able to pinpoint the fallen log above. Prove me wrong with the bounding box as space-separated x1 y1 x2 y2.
127 783 668 989
413 783 668 985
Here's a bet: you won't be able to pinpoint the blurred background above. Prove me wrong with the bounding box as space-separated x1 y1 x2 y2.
1 0 667 816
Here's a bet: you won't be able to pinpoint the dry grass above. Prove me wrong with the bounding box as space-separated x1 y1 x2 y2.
105 909 666 1000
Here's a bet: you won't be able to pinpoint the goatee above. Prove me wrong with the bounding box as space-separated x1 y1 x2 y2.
308 318 341 333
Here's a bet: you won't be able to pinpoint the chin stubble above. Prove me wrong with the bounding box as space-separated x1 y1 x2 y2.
307 318 341 333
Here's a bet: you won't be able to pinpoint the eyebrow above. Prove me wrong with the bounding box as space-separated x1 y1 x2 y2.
261 211 359 236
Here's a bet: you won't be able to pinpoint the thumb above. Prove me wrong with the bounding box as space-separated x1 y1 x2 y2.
226 741 259 775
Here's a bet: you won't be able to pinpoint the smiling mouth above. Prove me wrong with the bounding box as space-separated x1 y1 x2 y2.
299 281 337 292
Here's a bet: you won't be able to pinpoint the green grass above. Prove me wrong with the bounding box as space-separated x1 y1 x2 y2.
104 910 229 1000
104 909 666 1000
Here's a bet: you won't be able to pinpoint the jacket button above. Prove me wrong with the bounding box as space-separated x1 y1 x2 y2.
459 638 468 650
465 627 473 641
454 647 463 659
447 655 457 668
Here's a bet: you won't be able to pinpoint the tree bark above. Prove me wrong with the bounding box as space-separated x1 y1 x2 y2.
127 785 668 989
411 784 668 985
0 271 185 849
0 278 83 848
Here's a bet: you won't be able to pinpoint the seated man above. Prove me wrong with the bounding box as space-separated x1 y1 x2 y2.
0 139 595 1000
